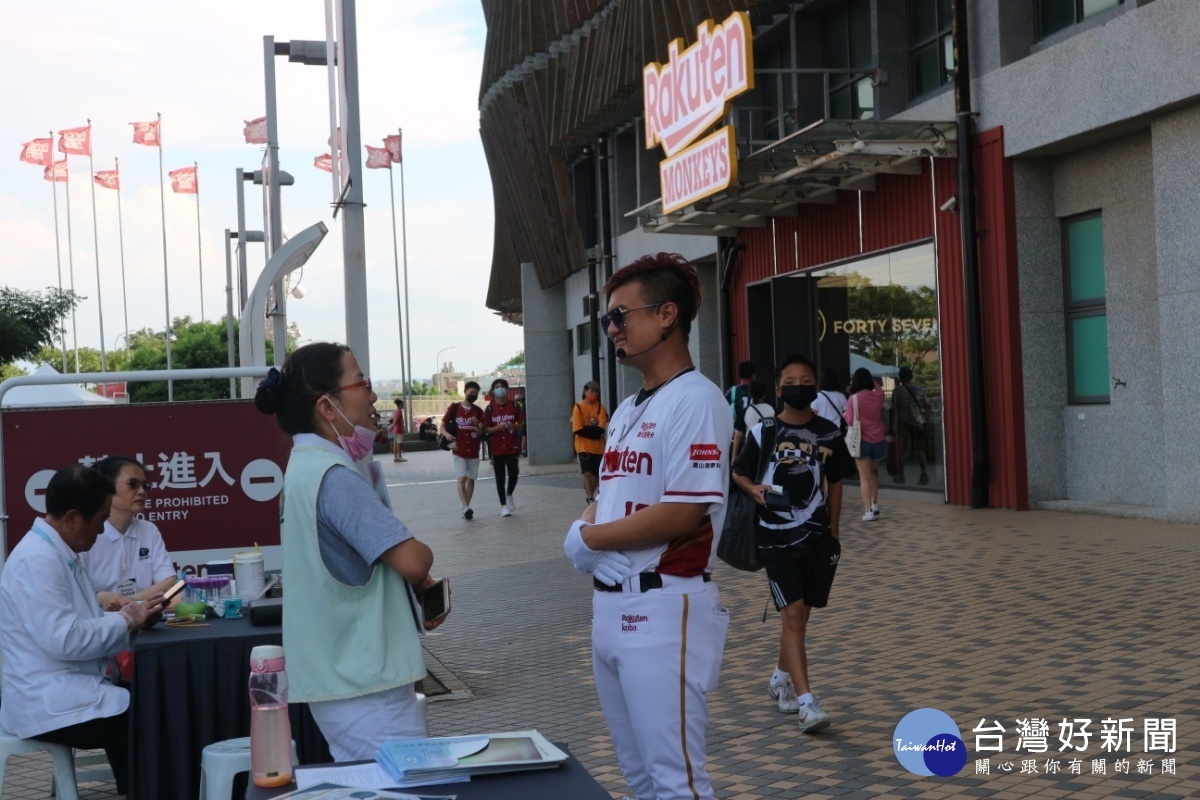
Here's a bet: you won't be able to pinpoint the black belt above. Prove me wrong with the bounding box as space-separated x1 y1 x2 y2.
593 572 712 592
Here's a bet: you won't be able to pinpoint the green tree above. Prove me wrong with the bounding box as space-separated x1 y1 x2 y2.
125 316 261 402
33 346 131 374
1 363 28 381
497 350 524 370
0 287 80 364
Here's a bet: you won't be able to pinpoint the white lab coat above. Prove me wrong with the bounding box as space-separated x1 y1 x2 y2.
0 519 131 739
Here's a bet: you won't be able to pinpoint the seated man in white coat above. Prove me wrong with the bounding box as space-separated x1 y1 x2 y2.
0 465 163 796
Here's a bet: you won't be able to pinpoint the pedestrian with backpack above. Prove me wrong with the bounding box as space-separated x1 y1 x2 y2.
731 355 855 734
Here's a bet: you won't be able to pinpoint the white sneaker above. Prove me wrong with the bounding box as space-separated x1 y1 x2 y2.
862 510 877 522
797 696 831 733
506 494 516 512
500 505 513 517
871 502 880 515
767 677 799 713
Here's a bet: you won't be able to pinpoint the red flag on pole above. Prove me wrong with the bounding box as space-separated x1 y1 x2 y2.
244 117 267 144
58 125 92 157
44 159 68 182
314 154 333 173
19 137 54 166
168 166 198 194
365 145 391 170
384 133 402 163
131 120 161 146
94 169 120 190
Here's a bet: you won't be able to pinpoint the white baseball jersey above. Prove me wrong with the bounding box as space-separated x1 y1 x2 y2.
595 369 733 575
80 518 175 597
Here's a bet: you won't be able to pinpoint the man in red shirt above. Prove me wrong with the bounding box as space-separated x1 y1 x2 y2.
441 381 485 519
483 378 525 517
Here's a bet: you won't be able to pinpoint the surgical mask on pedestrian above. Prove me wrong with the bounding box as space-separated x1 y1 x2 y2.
780 384 818 410
325 397 376 461
466 393 478 404
493 388 508 400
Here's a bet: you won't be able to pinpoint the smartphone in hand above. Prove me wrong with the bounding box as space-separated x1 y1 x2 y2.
420 578 451 624
162 579 187 603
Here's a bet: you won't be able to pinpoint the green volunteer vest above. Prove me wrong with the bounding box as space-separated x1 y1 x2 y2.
280 444 425 702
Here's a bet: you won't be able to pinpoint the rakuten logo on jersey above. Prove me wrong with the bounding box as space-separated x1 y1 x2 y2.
602 446 654 478
689 443 722 461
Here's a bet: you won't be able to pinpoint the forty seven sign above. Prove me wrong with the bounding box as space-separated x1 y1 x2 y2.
643 12 753 215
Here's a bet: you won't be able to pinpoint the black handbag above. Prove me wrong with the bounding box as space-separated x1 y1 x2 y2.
717 419 777 572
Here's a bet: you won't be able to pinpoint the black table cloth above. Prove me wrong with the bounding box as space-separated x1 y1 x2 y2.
243 744 611 800
130 616 330 800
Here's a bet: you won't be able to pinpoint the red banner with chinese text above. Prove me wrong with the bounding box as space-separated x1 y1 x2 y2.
169 166 198 194
58 125 92 157
20 138 53 166
130 119 160 146
384 132 402 163
2 401 290 570
44 159 68 182
244 116 267 144
94 169 120 190
365 144 391 169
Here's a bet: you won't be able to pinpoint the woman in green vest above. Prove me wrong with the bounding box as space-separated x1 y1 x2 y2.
255 342 445 761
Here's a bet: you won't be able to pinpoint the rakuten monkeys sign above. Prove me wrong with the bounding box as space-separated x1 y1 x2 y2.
643 12 753 214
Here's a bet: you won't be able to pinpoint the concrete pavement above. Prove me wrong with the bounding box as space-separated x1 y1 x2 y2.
4 448 1199 799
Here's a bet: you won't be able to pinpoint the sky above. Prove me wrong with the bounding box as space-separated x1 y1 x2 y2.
0 1 522 384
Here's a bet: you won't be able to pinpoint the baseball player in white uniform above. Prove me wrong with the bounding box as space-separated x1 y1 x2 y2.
564 253 732 800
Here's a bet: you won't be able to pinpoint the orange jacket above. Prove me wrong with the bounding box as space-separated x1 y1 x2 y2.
572 400 608 455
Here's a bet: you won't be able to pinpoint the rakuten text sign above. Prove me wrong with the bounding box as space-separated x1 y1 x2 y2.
643 12 753 213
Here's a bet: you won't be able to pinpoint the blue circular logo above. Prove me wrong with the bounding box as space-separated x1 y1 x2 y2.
893 708 967 777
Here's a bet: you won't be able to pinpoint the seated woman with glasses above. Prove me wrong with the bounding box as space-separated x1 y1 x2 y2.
80 456 179 611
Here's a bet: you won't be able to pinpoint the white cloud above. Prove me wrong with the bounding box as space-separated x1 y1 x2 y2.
1 0 519 381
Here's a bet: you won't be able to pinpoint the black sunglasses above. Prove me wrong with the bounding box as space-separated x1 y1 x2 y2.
600 303 662 332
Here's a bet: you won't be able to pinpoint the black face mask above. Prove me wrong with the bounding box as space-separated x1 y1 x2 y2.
465 394 478 404
780 384 818 410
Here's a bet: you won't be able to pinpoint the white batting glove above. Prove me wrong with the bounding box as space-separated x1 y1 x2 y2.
564 520 633 586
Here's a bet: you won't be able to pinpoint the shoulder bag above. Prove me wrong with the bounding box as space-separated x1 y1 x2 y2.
718 418 777 572
575 403 606 439
845 394 863 458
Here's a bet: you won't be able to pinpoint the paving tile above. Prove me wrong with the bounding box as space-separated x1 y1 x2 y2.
7 452 1200 799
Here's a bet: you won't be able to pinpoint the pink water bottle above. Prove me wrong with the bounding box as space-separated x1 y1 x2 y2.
249 645 293 787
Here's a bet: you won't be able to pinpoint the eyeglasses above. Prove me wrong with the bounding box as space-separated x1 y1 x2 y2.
124 478 153 492
333 377 372 393
600 303 662 332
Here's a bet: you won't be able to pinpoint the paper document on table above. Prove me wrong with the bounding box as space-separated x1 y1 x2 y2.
271 781 458 799
295 762 468 791
377 730 568 783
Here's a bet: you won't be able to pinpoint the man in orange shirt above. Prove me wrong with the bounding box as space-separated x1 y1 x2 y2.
571 380 608 504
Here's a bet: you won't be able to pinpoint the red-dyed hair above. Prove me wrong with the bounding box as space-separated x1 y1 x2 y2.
603 253 702 338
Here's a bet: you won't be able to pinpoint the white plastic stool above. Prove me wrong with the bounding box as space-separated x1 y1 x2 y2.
0 727 79 800
198 736 298 800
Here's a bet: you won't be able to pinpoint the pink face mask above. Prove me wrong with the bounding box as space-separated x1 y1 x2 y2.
325 397 376 461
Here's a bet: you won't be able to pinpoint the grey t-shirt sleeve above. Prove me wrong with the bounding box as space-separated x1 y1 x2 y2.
315 465 414 586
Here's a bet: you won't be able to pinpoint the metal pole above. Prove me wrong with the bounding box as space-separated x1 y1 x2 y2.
224 229 237 397
953 0 988 508
49 139 67 372
157 112 174 401
236 168 249 311
398 135 413 427
387 164 408 432
339 0 371 374
195 161 205 325
264 36 287 367
85 121 107 373
115 157 130 359
63 152 80 373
